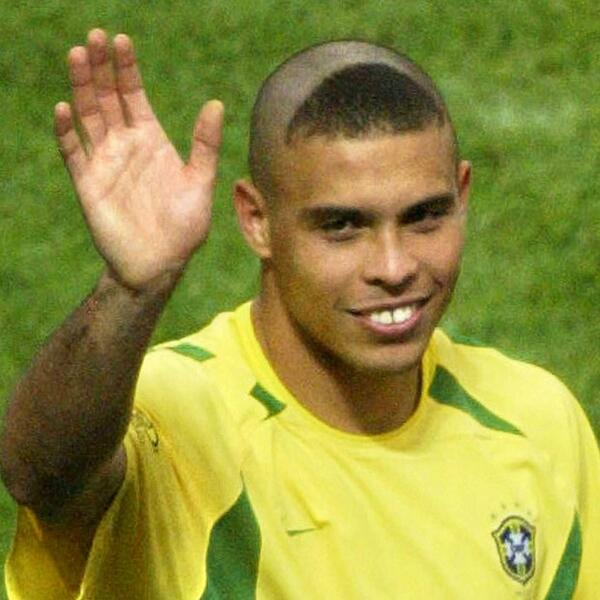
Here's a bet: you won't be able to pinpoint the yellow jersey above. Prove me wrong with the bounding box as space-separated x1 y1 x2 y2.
6 302 600 599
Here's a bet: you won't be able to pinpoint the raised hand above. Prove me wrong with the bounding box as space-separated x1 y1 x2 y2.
55 29 224 290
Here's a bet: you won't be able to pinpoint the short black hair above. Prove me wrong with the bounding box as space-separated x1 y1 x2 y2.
248 40 457 198
286 62 445 144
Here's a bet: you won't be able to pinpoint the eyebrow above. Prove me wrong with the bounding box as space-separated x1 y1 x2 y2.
401 193 456 222
300 205 366 225
300 192 457 224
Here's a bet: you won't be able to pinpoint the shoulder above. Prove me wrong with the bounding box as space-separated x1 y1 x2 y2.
429 329 580 450
133 303 272 445
431 329 574 400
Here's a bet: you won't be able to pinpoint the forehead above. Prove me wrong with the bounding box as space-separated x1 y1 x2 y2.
271 126 457 208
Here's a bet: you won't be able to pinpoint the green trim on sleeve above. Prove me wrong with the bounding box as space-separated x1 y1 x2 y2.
200 486 262 600
544 513 582 600
167 343 215 362
250 383 286 418
444 329 489 348
429 366 523 436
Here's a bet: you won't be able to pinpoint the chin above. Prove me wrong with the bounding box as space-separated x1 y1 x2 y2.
355 354 423 376
322 340 427 377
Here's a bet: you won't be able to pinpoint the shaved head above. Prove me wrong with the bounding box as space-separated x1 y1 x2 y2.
249 40 456 200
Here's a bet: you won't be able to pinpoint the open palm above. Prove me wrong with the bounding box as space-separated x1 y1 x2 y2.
55 30 224 289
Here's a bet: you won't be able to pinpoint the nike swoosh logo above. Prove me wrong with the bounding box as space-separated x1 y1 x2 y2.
286 527 321 537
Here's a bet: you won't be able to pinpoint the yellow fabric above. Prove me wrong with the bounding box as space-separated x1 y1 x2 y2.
6 302 600 599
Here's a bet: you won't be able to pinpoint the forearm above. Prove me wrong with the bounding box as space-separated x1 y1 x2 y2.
0 269 178 515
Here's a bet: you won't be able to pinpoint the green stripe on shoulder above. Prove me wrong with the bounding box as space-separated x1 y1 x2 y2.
545 513 582 600
250 383 286 418
429 366 523 436
201 485 261 599
166 342 214 362
445 329 538 365
444 328 490 348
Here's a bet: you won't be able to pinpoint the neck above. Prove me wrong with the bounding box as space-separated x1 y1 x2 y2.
252 293 421 435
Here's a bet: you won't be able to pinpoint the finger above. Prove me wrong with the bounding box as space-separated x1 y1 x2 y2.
113 34 155 124
188 100 225 176
54 102 87 178
68 46 106 147
87 28 124 129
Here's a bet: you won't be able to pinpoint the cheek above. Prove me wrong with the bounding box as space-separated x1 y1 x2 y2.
419 228 465 282
275 238 358 307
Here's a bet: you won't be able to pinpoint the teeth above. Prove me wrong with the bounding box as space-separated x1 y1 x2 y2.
393 306 413 322
370 305 416 325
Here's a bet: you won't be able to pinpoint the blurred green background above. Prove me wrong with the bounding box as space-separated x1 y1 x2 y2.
1 1 599 596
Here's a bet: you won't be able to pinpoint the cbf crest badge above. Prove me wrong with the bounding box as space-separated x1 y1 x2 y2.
492 516 536 584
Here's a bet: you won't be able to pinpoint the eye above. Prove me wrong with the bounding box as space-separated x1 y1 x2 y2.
307 208 368 241
323 216 355 232
320 214 365 241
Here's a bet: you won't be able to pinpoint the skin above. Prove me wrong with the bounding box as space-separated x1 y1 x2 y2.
236 126 470 434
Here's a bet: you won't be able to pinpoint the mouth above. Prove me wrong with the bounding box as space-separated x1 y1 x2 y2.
349 298 429 336
368 304 419 326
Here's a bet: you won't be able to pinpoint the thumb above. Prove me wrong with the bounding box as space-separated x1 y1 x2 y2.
188 100 224 175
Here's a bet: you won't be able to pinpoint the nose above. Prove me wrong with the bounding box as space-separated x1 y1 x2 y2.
362 228 418 290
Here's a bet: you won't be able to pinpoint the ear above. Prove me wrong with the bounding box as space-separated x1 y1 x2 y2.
456 160 472 218
233 179 272 259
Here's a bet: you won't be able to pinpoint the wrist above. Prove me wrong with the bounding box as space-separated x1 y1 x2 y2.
99 266 184 300
83 268 180 343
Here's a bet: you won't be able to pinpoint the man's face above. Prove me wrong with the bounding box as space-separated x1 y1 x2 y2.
262 125 470 376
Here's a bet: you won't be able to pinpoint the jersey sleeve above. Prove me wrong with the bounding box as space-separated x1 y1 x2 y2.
5 348 246 599
571 401 600 598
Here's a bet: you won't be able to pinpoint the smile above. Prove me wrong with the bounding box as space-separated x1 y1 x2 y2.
348 298 428 337
369 305 417 325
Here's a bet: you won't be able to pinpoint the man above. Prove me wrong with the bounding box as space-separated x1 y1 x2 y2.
1 28 599 599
